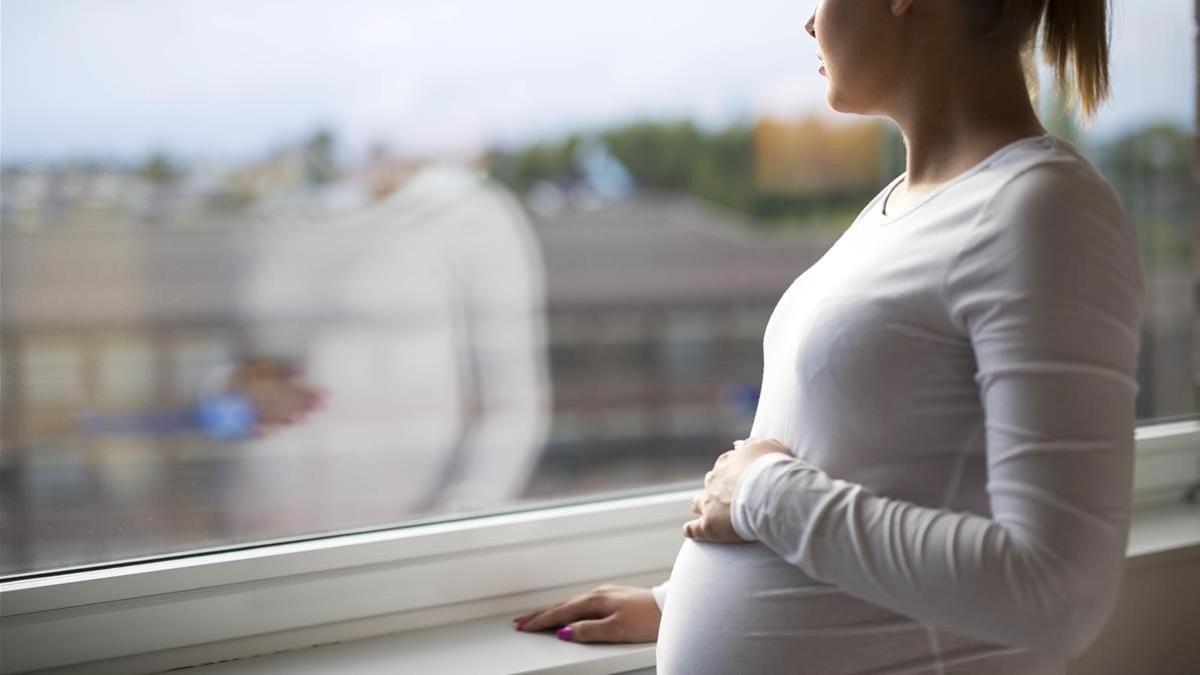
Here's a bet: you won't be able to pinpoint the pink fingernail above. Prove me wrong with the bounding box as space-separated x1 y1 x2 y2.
516 619 528 630
556 626 575 641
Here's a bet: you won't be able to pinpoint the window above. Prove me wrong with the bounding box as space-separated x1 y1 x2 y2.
97 336 157 403
1 0 1196 587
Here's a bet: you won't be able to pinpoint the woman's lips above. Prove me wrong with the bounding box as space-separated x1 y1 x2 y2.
819 64 826 75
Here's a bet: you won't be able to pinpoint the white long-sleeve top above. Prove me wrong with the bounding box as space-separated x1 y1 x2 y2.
224 166 552 538
653 133 1145 674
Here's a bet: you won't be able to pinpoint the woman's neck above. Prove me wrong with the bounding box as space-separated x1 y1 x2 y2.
886 51 1047 188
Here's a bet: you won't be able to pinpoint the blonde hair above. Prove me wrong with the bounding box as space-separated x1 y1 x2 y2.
966 0 1112 127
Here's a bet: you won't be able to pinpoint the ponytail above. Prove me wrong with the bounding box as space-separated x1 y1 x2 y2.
966 0 1112 127
1041 0 1111 125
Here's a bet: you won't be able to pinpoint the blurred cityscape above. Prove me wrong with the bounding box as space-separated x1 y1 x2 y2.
1 0 1196 576
2 113 1194 575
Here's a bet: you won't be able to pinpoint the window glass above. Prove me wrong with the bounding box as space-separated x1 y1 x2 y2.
98 336 157 402
1 0 1194 576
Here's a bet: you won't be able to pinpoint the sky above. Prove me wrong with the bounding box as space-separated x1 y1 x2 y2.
1 0 1193 164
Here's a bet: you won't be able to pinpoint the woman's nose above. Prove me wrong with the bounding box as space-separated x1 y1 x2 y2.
804 12 816 38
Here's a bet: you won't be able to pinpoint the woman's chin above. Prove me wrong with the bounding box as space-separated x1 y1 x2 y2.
825 90 849 113
824 89 864 116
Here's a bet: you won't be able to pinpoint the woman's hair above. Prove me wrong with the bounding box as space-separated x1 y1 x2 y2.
964 0 1112 127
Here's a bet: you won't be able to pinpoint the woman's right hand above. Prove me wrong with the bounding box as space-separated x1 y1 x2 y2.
225 359 323 436
511 584 661 643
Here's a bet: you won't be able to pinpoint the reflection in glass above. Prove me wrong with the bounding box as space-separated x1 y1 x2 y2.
0 0 1195 576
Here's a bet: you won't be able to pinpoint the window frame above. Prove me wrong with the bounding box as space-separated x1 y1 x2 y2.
0 419 1196 674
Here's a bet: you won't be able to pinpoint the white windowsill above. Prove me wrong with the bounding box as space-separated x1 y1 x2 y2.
2 420 1196 675
188 611 657 675
166 501 1200 674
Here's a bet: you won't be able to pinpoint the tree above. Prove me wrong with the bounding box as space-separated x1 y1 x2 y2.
303 128 339 186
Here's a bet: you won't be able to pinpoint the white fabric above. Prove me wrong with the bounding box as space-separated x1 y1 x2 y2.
653 133 1145 674
225 165 552 537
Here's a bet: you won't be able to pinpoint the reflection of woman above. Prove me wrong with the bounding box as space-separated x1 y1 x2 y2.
222 164 552 538
514 2 1144 673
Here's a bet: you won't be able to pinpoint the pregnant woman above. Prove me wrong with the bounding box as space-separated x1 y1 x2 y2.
514 1 1143 673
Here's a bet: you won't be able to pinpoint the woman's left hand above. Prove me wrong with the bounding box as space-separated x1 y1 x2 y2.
683 437 792 543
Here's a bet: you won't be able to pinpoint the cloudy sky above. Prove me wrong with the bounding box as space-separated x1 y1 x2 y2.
1 0 1192 163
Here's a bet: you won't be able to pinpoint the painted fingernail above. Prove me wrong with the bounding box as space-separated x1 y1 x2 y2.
516 619 528 630
556 626 575 641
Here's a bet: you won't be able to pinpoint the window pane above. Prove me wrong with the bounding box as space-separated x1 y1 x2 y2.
1 0 1195 577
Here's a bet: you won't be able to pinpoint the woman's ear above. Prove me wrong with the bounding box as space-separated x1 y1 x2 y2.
890 0 914 16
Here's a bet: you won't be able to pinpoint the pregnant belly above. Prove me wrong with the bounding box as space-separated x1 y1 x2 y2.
655 538 937 675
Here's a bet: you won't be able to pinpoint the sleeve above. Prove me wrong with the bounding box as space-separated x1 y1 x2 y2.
728 162 1146 658
430 184 554 512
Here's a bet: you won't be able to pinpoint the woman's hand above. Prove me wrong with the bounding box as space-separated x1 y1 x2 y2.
226 359 324 436
683 437 792 543
511 584 661 643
